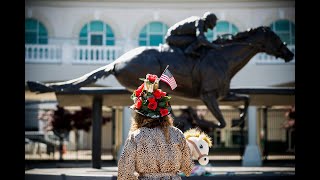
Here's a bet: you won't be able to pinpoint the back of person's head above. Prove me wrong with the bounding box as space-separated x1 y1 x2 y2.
203 12 217 21
129 73 175 141
132 112 173 129
203 12 218 29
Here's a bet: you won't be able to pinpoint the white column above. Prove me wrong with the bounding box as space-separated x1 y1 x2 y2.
61 43 72 64
122 38 135 53
242 106 262 166
122 107 131 141
117 106 131 161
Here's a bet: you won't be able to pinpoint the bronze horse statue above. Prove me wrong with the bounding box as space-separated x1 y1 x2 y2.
28 26 294 129
172 106 217 133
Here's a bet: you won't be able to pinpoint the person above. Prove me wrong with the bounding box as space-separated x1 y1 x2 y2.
118 73 194 180
165 12 220 57
282 105 295 152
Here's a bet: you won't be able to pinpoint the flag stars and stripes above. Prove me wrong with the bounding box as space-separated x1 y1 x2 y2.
160 68 177 90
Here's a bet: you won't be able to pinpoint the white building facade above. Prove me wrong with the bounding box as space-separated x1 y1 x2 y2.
25 0 295 87
25 0 295 160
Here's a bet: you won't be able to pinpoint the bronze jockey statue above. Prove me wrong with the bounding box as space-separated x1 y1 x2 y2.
165 12 221 57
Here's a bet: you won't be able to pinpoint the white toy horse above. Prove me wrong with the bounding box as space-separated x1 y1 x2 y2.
184 128 213 166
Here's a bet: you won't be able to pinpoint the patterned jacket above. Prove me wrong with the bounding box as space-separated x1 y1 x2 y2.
118 126 194 180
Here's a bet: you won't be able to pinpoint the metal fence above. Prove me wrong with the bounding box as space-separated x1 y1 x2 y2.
25 130 114 161
260 107 295 159
25 106 294 161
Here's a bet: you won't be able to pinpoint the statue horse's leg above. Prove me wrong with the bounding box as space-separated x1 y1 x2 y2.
187 107 217 130
27 63 114 93
200 92 226 128
221 92 250 127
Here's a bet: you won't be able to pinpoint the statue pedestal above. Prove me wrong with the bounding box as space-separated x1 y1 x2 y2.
117 107 131 161
242 145 262 166
242 106 262 166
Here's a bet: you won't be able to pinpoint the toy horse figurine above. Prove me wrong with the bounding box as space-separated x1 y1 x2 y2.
184 128 212 166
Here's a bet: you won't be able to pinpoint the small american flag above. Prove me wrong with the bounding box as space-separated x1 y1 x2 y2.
160 66 177 90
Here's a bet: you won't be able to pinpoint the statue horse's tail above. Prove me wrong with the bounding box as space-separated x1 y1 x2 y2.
27 62 115 93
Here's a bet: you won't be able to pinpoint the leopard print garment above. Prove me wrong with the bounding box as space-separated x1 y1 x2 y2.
118 126 194 180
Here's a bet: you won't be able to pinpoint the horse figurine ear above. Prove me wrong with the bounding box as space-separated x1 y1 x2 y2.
184 128 213 166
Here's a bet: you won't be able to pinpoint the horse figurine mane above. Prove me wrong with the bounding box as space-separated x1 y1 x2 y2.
184 128 213 147
184 128 212 165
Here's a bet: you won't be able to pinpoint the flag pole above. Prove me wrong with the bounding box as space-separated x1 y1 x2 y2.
159 65 169 78
162 65 169 74
158 65 169 89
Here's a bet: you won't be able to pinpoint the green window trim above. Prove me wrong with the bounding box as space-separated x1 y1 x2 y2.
79 21 115 46
139 21 169 46
270 20 295 45
25 18 48 44
205 21 239 42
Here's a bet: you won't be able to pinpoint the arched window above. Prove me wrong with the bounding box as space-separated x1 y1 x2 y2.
205 21 239 41
270 20 295 45
79 20 115 46
25 18 48 44
139 22 169 46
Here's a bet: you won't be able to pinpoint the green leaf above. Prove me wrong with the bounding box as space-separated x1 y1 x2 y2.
146 92 153 98
142 106 149 111
160 96 171 102
130 93 136 100
148 111 157 117
158 102 166 108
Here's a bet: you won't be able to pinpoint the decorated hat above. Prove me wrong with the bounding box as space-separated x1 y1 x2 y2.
130 73 172 118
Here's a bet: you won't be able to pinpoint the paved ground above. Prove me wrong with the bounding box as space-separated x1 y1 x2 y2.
26 166 294 180
25 160 295 180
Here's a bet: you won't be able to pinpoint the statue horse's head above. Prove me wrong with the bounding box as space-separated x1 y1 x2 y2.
184 128 212 166
253 26 294 62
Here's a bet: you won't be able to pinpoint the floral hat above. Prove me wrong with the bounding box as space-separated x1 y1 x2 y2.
130 74 172 118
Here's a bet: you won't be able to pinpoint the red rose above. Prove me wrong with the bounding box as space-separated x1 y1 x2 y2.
135 83 144 97
161 91 166 97
147 74 158 83
135 98 142 109
147 97 157 110
160 108 169 117
148 101 157 110
148 97 156 103
153 89 163 99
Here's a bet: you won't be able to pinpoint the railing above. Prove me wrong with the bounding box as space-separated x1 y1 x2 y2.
73 45 122 64
25 130 114 160
254 45 295 64
25 44 121 65
25 44 62 63
25 44 294 65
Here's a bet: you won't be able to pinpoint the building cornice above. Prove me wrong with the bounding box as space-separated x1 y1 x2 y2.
26 0 295 9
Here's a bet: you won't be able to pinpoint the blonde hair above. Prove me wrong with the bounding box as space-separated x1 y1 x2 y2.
130 112 174 143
